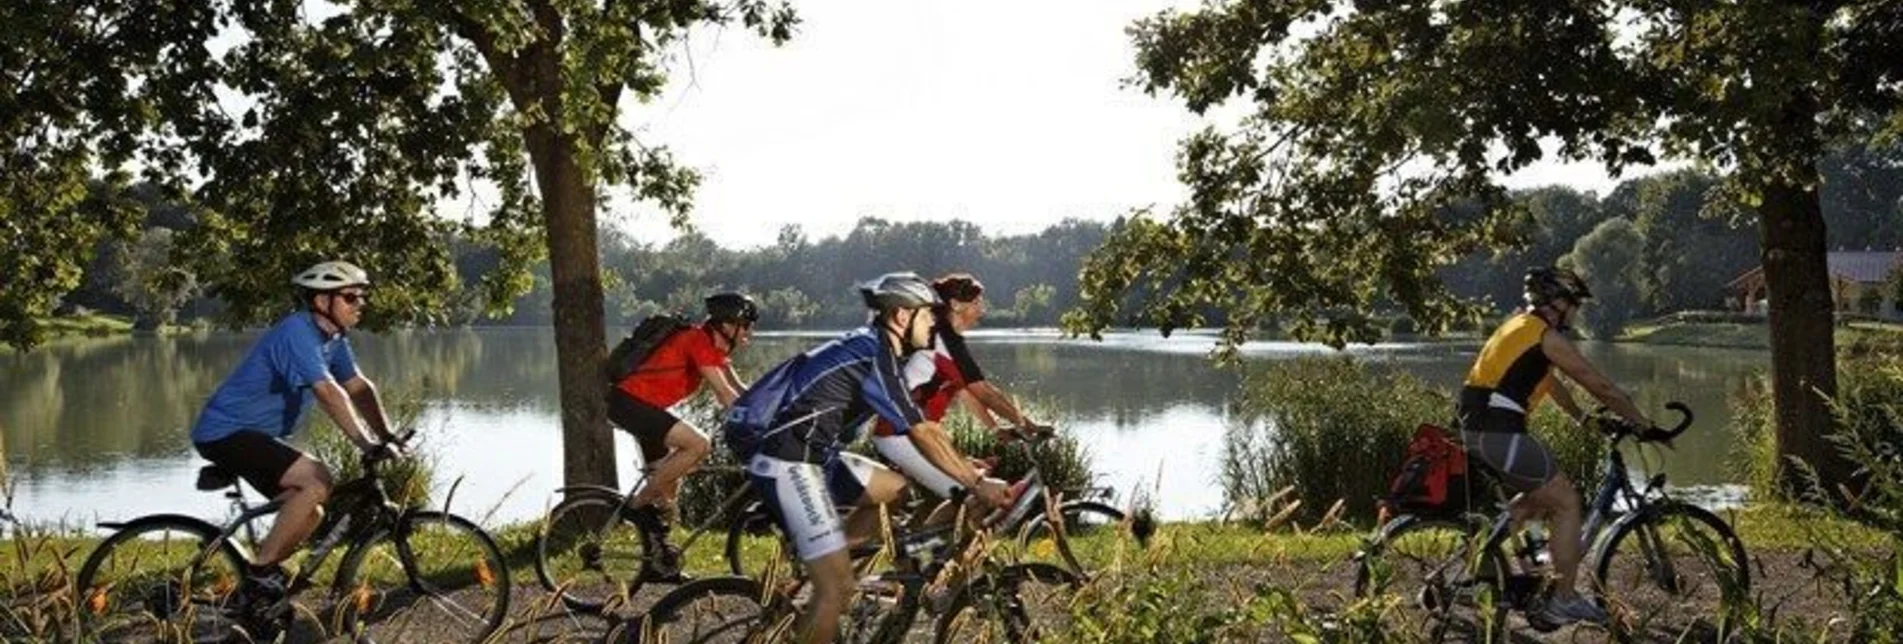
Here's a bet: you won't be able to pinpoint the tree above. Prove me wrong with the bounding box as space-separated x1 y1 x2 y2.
1563 219 1645 339
1012 283 1056 325
107 228 199 331
12 1 797 491
1076 0 1903 494
1619 170 1758 313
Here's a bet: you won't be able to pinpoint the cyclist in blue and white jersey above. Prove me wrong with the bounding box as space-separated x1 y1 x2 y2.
721 272 1011 644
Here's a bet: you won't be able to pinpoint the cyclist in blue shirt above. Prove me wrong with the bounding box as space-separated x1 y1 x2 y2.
722 272 1009 644
189 261 404 602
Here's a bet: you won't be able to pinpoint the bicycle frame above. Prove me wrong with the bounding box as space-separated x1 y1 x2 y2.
556 463 754 553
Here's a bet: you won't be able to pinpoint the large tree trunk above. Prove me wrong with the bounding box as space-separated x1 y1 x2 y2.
526 125 618 492
1757 175 1848 498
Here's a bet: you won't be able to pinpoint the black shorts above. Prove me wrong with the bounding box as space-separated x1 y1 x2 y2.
606 388 679 463
194 431 305 499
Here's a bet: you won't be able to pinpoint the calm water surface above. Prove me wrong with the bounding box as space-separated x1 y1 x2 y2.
0 329 1767 526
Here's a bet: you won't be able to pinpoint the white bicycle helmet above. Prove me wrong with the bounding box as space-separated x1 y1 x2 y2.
858 272 940 311
292 261 371 291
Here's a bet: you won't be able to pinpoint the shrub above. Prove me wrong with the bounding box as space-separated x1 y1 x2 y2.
1224 356 1609 527
1222 357 1447 525
305 387 438 509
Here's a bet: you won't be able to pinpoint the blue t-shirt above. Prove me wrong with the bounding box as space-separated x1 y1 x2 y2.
191 313 359 443
724 326 925 463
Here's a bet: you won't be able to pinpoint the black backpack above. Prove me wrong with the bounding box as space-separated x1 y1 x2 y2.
605 313 691 383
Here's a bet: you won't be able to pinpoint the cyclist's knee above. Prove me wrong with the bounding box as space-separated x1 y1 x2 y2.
671 427 712 462
282 458 334 501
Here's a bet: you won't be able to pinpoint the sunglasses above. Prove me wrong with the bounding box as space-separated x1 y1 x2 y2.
334 291 370 306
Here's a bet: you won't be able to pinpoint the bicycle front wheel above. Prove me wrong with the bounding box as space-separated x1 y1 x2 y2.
934 562 1079 644
74 516 249 643
330 510 509 642
1355 514 1509 643
1590 503 1750 642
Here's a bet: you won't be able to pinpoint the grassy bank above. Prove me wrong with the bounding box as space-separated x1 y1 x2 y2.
3 503 1883 593
25 314 201 343
1617 319 1903 349
2 505 1889 641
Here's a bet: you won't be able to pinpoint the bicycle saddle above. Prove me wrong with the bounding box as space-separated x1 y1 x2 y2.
196 464 238 491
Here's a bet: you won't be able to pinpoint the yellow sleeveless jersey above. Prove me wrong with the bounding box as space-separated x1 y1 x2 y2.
1461 313 1555 413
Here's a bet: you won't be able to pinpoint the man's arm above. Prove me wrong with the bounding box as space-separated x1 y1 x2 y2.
1542 331 1652 427
1545 375 1587 423
965 381 1032 428
954 390 1001 430
699 364 745 408
314 379 377 450
340 375 398 442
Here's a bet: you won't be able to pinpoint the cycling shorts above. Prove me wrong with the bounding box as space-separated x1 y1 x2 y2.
1458 407 1557 492
745 451 883 561
872 435 962 499
194 430 305 499
605 387 680 463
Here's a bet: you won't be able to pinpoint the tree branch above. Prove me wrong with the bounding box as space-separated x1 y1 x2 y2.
437 4 530 107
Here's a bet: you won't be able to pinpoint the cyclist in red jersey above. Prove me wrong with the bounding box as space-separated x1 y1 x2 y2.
606 292 756 575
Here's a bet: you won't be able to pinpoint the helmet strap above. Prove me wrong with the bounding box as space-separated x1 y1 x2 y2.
310 293 348 340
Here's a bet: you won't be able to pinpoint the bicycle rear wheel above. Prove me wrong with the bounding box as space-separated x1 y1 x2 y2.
536 490 653 613
330 510 508 642
933 562 1079 644
1355 514 1509 643
638 576 781 644
74 516 249 643
1590 503 1749 642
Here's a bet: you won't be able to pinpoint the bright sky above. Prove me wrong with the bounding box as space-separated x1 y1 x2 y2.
599 1 1631 249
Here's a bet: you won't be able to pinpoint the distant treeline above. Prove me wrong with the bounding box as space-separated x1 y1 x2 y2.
58 146 1902 335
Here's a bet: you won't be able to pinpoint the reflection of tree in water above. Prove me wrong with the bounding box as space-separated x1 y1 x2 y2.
0 334 245 468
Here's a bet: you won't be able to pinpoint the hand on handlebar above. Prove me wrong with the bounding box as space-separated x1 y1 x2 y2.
973 477 1012 508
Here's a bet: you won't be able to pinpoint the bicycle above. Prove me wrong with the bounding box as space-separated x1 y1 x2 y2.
634 428 1096 643
535 462 765 613
722 425 1131 581
1354 402 1750 642
75 438 510 642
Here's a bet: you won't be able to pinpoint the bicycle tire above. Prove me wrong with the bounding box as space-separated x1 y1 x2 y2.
535 489 654 613
639 575 779 644
933 562 1079 644
1589 502 1750 643
330 510 509 642
1355 513 1510 643
74 515 252 643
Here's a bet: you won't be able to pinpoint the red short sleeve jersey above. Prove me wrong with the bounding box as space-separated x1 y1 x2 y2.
616 325 730 408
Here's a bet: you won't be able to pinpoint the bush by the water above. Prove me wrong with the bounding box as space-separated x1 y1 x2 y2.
305 387 439 510
1222 356 1605 526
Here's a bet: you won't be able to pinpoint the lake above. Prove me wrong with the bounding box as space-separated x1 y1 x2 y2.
0 328 1768 526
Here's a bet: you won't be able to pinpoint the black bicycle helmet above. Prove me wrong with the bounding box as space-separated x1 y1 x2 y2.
858 272 940 311
705 292 760 324
1525 267 1593 306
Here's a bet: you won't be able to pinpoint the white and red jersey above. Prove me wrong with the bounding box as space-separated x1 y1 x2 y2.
872 310 986 436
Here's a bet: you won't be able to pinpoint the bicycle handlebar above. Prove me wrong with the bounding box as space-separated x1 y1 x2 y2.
1596 402 1693 445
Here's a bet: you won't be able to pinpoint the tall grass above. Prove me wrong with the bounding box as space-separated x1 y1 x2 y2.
1222 356 1607 527
304 386 439 509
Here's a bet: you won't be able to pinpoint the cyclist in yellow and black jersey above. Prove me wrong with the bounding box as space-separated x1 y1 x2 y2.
1459 267 1654 626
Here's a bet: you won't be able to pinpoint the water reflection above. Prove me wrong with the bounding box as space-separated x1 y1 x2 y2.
2 330 1769 524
